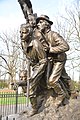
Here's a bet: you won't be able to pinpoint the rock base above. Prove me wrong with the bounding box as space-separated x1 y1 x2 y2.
16 96 80 120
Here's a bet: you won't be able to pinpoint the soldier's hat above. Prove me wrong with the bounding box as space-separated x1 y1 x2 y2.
36 15 53 25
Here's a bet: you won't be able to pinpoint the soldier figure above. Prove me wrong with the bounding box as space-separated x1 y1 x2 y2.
19 70 27 94
18 0 72 116
20 23 49 116
36 15 72 106
11 70 27 93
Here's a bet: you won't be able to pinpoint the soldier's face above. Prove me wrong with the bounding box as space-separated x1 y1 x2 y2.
29 16 36 27
19 72 27 81
20 28 28 41
37 19 48 31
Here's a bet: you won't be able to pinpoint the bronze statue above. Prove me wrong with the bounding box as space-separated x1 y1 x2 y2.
20 23 49 116
11 70 27 91
17 0 72 116
19 70 27 93
36 15 71 106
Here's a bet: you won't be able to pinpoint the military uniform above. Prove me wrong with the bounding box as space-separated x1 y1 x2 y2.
44 30 70 85
36 15 71 107
44 30 71 105
20 24 48 115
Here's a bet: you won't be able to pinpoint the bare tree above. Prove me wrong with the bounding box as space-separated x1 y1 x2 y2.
54 1 80 80
0 30 23 82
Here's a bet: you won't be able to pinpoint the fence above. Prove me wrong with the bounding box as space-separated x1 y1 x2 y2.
0 89 28 118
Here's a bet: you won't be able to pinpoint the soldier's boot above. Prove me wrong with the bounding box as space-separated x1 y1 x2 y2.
53 82 66 108
29 97 38 116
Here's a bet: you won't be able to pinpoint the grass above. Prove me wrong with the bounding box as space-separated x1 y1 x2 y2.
0 92 28 105
0 97 27 105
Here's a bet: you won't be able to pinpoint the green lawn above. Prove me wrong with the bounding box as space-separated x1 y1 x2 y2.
0 93 29 105
0 97 27 105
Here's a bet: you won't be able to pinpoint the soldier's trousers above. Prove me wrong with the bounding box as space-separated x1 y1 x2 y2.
47 60 71 89
29 58 47 97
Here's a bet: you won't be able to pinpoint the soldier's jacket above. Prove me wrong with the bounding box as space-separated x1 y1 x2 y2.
23 28 47 66
21 28 48 96
45 30 70 61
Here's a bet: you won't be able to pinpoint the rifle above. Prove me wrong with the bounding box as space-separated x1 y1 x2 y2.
26 59 31 107
18 0 33 107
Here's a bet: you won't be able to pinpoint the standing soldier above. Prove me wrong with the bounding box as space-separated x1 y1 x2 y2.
20 23 49 116
36 15 72 107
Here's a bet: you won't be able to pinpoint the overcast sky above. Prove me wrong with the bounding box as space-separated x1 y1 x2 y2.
0 0 76 32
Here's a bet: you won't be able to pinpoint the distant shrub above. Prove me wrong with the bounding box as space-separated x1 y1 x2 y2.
0 81 8 88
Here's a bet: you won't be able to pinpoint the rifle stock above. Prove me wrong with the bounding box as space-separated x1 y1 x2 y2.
27 59 30 107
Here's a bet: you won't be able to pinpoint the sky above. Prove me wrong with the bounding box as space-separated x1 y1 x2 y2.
0 0 79 80
0 0 76 32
